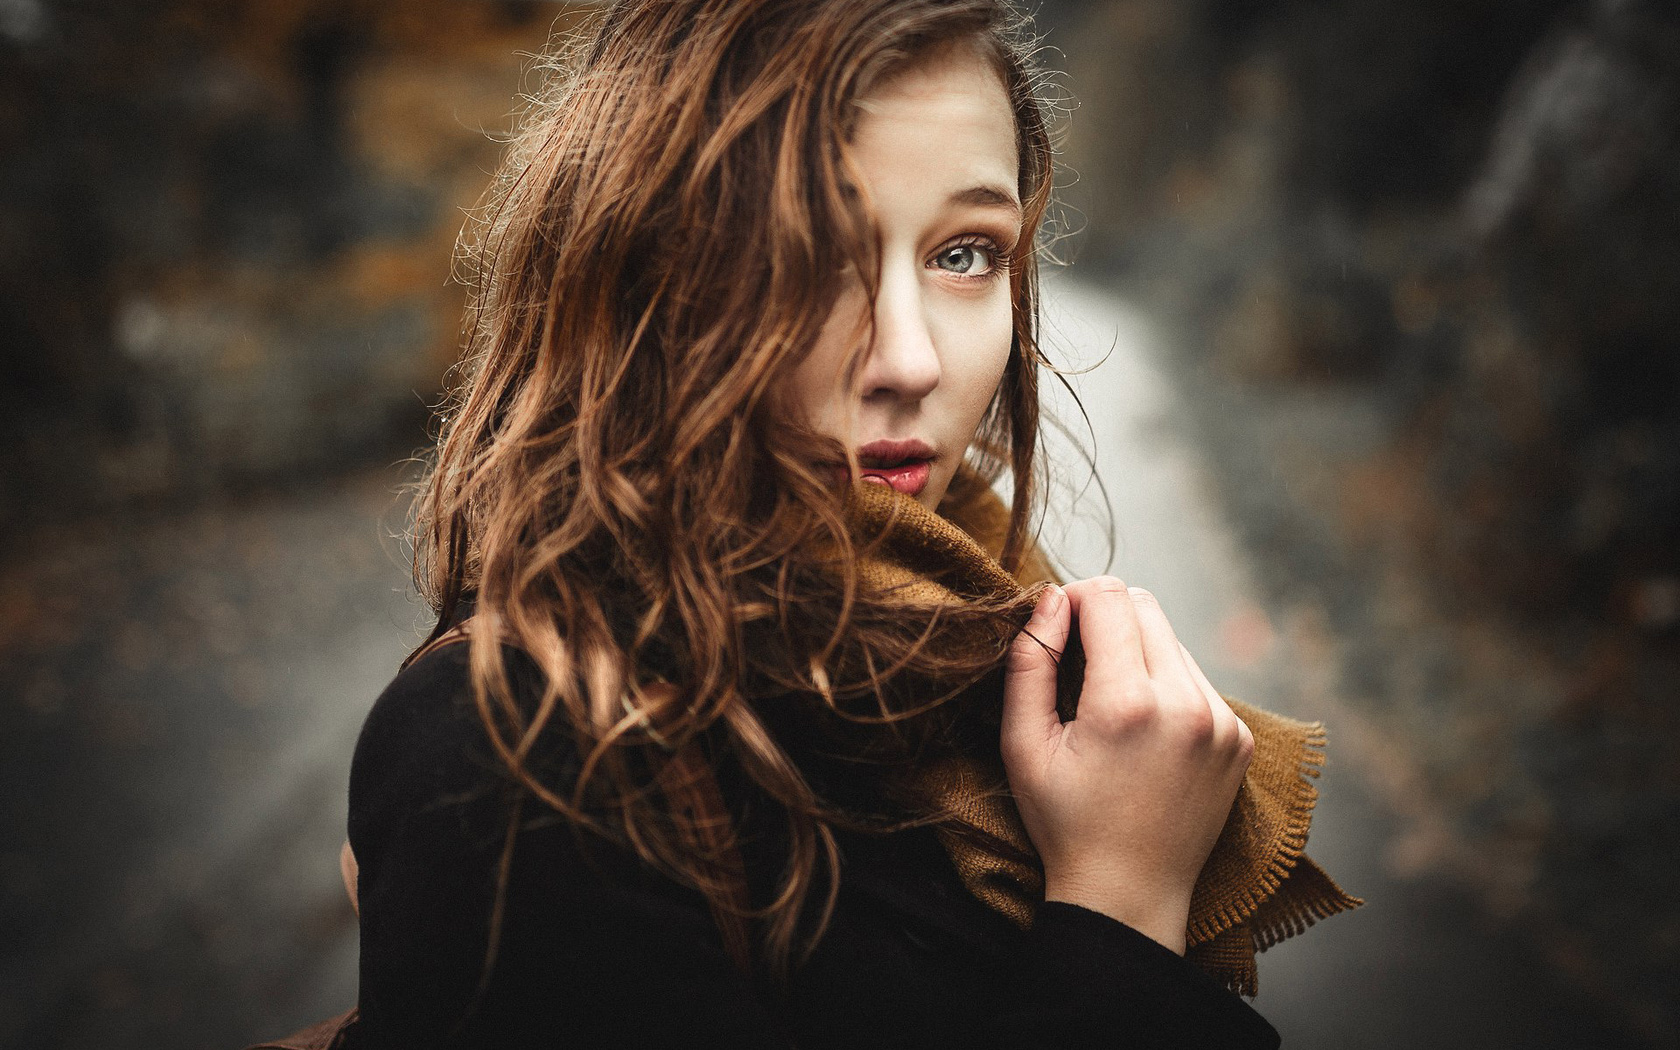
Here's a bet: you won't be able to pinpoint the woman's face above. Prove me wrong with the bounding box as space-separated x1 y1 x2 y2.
783 42 1021 512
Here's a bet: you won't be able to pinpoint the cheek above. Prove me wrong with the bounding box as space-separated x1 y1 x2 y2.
782 352 827 426
785 291 867 428
945 295 1015 430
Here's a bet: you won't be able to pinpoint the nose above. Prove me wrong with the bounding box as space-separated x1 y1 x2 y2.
857 262 940 403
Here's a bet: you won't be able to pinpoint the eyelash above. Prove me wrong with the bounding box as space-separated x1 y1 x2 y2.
929 235 1013 285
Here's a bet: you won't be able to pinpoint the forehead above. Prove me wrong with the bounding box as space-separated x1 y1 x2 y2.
850 42 1019 184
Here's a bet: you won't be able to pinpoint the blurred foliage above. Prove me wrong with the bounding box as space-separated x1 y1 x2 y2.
0 0 589 529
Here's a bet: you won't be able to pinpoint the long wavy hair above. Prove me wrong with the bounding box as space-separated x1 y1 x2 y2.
412 0 1059 971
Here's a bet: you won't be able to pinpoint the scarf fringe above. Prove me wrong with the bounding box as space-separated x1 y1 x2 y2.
1185 713 1329 949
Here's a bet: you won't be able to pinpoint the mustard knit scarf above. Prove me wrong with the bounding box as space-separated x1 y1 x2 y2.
847 468 1362 996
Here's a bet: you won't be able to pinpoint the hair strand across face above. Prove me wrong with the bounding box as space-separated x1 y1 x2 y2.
412 0 1061 974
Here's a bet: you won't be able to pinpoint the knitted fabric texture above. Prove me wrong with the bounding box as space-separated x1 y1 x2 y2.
849 469 1362 996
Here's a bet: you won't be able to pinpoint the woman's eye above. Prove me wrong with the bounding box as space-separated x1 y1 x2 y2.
932 243 996 277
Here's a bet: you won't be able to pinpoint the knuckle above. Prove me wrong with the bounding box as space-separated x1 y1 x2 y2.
1126 586 1158 607
1116 686 1160 721
1180 703 1217 745
1089 669 1153 710
1008 626 1060 669
1006 632 1044 666
1091 704 1152 739
1084 684 1156 735
1081 575 1129 599
1126 678 1165 710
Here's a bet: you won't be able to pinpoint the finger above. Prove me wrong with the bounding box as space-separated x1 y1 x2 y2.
1062 576 1147 691
1003 584 1071 750
1178 641 1245 751
1177 641 1218 701
1177 642 1228 716
1125 587 1196 689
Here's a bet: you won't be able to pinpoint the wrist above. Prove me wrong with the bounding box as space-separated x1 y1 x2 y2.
1043 874 1191 955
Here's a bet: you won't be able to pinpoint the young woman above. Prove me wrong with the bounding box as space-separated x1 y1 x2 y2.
332 1 1351 1047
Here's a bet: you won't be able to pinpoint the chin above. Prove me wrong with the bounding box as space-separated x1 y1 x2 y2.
915 469 953 511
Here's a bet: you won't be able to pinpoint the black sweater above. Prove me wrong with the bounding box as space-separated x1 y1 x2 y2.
343 643 1280 1049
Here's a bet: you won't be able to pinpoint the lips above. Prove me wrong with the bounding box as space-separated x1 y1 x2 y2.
858 459 932 495
852 439 936 497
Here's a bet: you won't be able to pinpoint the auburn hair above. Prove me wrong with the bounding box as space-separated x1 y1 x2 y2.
412 0 1059 971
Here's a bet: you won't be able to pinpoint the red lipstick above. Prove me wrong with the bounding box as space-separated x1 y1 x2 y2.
855 439 936 497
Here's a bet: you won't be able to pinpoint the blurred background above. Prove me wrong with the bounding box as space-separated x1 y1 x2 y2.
2 0 1676 1046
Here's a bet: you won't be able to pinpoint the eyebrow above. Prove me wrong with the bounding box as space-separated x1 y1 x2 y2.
950 184 1022 216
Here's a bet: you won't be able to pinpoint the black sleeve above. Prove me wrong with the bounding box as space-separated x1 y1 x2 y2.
1000 903 1281 1049
345 646 1277 1050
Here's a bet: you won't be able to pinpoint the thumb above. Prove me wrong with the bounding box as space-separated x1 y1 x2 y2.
1003 584 1071 756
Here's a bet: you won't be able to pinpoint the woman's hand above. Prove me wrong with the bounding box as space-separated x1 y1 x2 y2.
1000 578 1254 955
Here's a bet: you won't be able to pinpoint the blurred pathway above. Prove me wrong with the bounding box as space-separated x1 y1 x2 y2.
0 473 412 1049
1038 276 1652 1049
